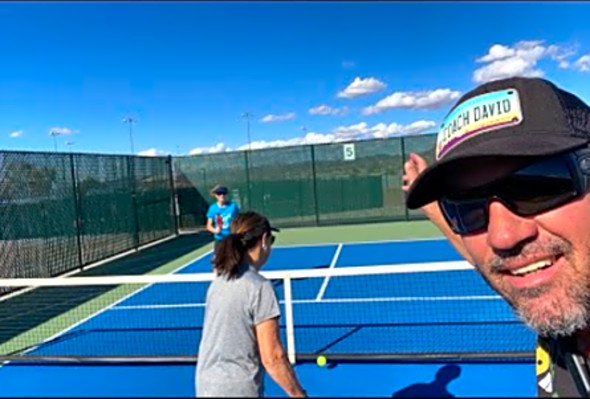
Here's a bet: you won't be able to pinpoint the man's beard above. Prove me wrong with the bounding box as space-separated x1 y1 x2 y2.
486 239 590 338
515 281 590 338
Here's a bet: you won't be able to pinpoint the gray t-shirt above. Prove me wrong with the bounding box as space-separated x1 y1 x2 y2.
196 263 281 397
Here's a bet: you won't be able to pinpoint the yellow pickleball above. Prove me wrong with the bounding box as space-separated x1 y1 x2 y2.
316 355 327 367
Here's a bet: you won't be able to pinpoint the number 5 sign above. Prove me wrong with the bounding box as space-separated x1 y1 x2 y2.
343 143 356 161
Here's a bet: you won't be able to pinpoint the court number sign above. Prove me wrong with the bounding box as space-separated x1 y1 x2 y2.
343 143 356 161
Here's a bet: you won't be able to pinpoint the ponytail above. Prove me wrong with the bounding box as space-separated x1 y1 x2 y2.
213 233 247 279
213 211 276 279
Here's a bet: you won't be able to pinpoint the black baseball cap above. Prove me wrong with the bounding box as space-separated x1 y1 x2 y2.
211 185 228 195
406 77 590 209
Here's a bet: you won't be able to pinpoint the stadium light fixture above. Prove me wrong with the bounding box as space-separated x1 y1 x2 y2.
49 129 61 152
122 116 137 155
241 112 253 151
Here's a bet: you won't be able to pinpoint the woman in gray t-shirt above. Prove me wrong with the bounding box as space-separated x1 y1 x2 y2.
196 211 307 398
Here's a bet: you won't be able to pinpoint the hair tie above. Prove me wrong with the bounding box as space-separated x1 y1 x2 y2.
230 232 246 245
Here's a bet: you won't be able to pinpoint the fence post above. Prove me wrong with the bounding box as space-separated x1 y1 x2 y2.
400 136 410 221
310 145 320 226
167 155 179 235
127 156 141 249
244 150 252 210
69 153 84 269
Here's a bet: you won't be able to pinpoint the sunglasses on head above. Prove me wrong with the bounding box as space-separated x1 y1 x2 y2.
439 147 590 235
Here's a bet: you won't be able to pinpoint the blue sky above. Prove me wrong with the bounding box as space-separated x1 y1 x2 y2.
1 1 590 156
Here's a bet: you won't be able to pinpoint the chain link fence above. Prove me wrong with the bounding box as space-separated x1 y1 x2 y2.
173 133 437 229
0 134 436 283
0 151 177 283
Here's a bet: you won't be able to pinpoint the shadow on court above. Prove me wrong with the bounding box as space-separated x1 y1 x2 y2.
392 364 461 398
0 232 213 352
77 232 213 277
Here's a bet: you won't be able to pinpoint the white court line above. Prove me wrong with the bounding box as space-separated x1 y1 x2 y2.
112 294 504 310
315 243 343 301
272 236 448 249
0 249 213 368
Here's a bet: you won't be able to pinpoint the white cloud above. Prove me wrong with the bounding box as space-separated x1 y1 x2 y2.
547 44 578 69
49 127 74 136
337 77 386 99
476 44 516 63
370 120 437 138
236 132 338 151
362 89 461 115
574 55 590 72
189 142 229 155
196 120 436 153
308 104 349 116
332 122 371 139
9 130 23 138
137 148 169 157
260 112 296 123
246 120 435 149
472 40 584 83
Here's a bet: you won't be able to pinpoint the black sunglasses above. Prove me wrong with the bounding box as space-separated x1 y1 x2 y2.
439 148 590 235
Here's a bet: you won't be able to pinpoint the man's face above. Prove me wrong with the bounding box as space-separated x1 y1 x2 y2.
459 163 590 337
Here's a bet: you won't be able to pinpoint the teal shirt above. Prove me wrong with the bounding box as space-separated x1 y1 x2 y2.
206 202 240 240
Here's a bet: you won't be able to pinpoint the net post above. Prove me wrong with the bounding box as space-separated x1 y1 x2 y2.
283 275 296 365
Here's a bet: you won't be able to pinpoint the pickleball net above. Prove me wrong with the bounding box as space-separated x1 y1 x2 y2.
0 261 535 364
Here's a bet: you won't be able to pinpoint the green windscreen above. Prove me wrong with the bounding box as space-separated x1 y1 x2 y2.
0 151 176 291
173 134 436 228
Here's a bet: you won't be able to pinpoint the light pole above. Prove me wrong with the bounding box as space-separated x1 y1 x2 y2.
241 112 253 151
122 116 137 155
50 129 61 152
66 141 75 151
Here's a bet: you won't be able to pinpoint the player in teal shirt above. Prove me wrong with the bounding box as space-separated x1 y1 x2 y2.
206 185 240 252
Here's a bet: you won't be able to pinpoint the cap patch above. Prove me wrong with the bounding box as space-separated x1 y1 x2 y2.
436 88 523 160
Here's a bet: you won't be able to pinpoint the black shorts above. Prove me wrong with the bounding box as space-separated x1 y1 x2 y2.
213 239 222 253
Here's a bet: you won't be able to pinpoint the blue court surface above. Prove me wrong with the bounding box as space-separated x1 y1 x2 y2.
0 238 538 397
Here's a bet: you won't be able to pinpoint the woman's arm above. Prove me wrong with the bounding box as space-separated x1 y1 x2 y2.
205 217 220 235
256 317 306 397
205 205 221 235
